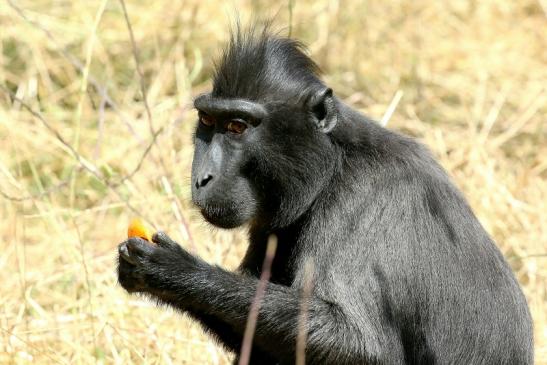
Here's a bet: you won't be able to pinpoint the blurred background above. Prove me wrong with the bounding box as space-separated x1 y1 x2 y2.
0 0 545 363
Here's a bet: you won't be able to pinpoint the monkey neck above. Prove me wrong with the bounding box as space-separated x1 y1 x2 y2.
242 214 311 285
243 172 344 285
241 101 388 283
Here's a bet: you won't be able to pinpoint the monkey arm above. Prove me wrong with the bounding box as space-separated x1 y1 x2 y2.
118 234 368 364
160 266 365 364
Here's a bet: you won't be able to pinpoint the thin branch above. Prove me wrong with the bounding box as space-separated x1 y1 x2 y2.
118 0 154 134
5 0 163 191
288 0 295 37
6 0 139 138
160 176 196 251
5 0 190 231
0 327 68 365
93 86 108 160
117 0 194 242
70 0 108 209
539 0 547 18
509 253 547 261
1 83 161 187
0 84 102 177
239 235 278 365
296 259 314 365
117 0 171 176
0 85 148 219
117 125 165 184
0 169 75 202
380 90 403 126
72 218 98 353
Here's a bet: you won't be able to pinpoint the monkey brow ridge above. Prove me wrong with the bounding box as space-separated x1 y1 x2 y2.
194 94 268 121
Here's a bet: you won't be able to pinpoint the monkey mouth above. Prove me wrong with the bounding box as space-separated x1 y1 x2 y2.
199 204 229 219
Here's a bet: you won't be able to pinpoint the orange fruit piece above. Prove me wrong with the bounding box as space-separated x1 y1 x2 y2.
127 218 153 241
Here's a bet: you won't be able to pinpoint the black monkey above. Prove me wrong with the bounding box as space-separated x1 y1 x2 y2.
118 28 533 364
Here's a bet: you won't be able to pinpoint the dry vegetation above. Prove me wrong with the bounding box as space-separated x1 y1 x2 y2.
0 0 546 364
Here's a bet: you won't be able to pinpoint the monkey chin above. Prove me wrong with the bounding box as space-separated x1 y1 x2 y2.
199 205 250 230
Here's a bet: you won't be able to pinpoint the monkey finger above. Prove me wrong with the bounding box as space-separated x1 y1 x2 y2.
152 231 180 249
118 241 137 265
120 237 156 263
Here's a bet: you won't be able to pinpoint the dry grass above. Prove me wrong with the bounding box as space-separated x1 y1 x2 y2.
0 0 545 363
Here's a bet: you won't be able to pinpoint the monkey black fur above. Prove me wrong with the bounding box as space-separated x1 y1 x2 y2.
118 27 533 365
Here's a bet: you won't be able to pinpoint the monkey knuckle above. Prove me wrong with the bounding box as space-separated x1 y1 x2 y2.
151 231 166 242
147 251 165 266
126 237 145 250
152 231 181 250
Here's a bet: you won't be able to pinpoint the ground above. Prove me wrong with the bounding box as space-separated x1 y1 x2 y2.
0 0 546 364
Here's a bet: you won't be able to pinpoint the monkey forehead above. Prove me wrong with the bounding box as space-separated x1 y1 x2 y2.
194 94 268 121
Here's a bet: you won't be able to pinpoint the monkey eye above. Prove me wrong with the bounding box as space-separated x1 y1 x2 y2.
199 112 216 127
225 120 247 134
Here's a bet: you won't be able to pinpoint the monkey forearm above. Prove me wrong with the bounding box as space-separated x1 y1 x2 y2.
184 310 243 352
148 264 363 364
118 237 365 363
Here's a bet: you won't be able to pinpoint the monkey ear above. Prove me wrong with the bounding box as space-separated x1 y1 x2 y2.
308 88 338 133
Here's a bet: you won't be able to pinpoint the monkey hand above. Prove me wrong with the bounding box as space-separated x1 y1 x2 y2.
117 231 201 294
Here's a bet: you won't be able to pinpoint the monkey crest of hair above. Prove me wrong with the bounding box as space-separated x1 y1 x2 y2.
118 27 534 365
213 28 324 103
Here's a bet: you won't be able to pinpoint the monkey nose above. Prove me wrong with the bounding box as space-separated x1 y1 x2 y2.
195 174 214 189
